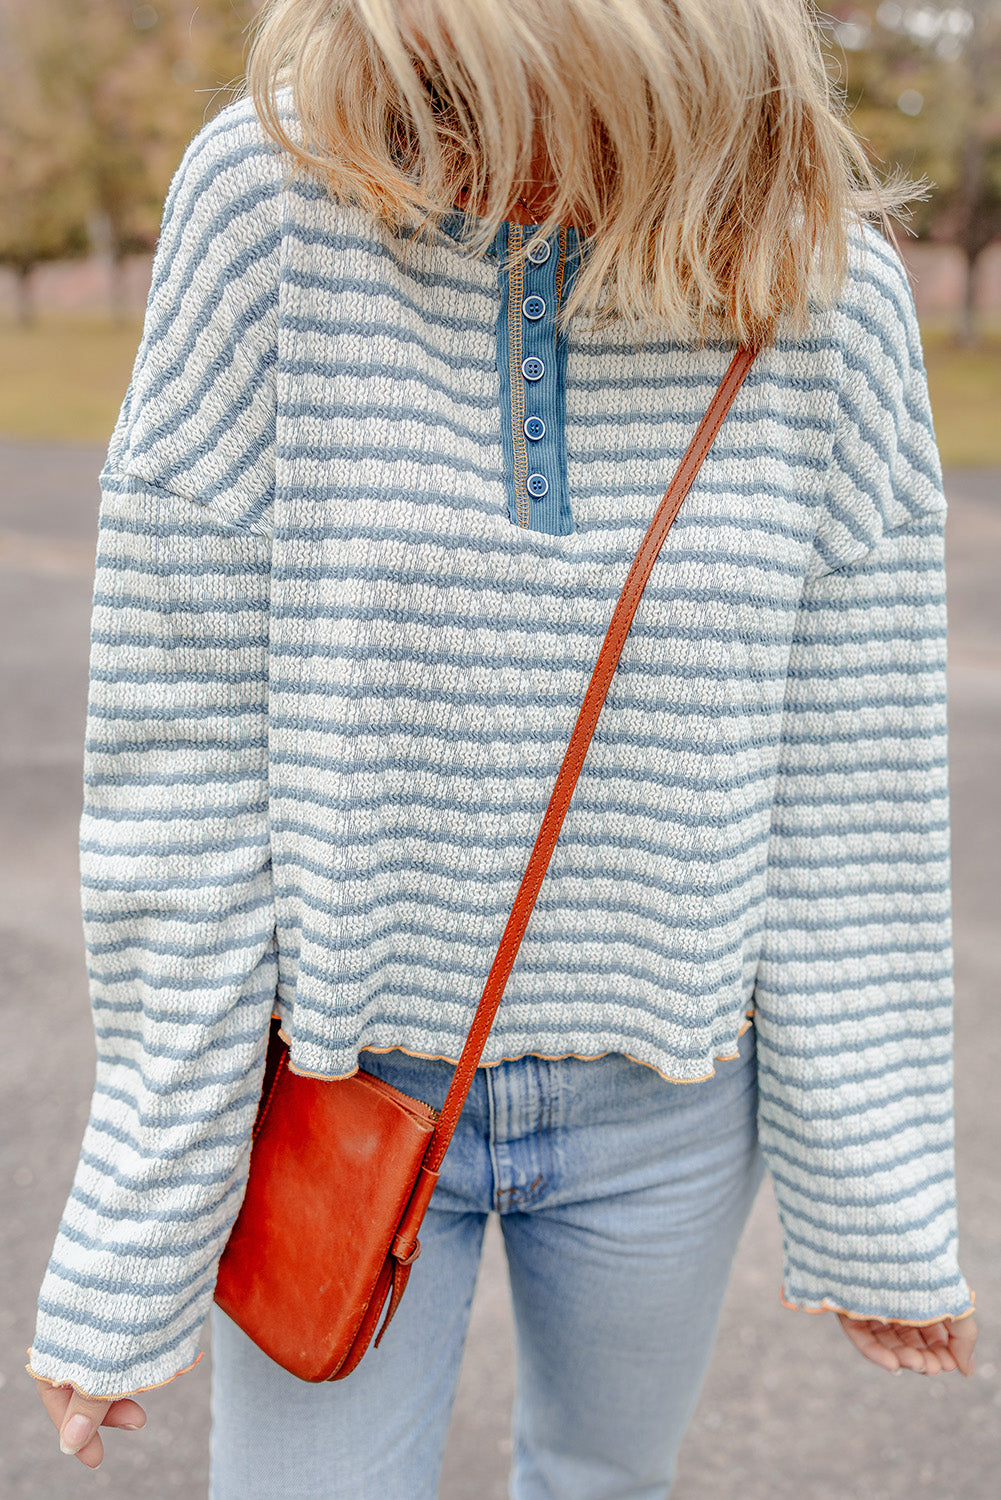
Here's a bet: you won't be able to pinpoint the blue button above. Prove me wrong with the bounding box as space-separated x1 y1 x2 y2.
526 238 552 265
521 356 545 382
524 415 546 441
522 294 546 320
526 473 549 498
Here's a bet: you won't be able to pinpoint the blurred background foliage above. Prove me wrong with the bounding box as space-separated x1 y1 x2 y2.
0 1 999 459
0 0 261 322
824 0 1001 346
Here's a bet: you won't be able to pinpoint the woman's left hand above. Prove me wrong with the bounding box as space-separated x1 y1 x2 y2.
837 1311 977 1376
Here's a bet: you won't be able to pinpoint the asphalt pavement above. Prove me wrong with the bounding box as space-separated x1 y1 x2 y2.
1 438 998 1499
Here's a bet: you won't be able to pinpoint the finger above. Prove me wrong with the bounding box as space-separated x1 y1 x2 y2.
870 1328 929 1373
837 1318 901 1373
837 1316 945 1376
870 1325 913 1353
899 1345 933 1373
57 1394 114 1463
907 1328 957 1371
35 1380 74 1431
882 1326 948 1374
914 1329 956 1373
953 1349 975 1376
922 1321 951 1349
923 1325 957 1370
947 1318 978 1376
70 1428 106 1469
888 1325 927 1349
862 1344 902 1373
36 1382 145 1432
101 1398 147 1431
900 1332 945 1374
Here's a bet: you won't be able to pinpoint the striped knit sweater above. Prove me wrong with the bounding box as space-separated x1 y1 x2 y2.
29 96 974 1398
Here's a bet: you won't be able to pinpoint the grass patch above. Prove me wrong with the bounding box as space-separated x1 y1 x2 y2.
0 313 143 445
921 325 1001 468
1 311 999 468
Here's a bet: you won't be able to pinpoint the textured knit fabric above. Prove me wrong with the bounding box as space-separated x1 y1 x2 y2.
29 95 974 1398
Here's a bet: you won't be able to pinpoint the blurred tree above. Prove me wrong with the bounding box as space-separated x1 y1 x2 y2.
0 0 261 322
821 0 1001 345
0 17 91 326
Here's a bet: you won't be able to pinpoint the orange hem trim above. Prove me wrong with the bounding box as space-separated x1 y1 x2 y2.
277 1027 363 1082
778 1284 977 1327
25 1347 204 1402
276 1012 757 1087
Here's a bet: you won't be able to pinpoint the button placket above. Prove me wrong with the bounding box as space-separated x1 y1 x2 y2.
495 220 579 535
520 232 556 524
504 224 531 526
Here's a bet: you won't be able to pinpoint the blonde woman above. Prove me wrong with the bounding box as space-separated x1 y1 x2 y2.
30 1 978 1494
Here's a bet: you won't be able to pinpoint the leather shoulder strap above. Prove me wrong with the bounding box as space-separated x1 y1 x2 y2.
425 343 760 1171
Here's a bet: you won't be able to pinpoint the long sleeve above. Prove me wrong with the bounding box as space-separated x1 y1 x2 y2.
753 235 975 1323
28 102 284 1396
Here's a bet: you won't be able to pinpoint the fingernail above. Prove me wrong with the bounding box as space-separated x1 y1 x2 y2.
59 1414 93 1454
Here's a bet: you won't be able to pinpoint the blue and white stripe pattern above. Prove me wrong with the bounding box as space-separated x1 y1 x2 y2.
29 96 973 1397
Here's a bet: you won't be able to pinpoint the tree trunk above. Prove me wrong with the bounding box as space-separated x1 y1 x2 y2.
956 249 980 350
14 263 35 329
109 247 128 326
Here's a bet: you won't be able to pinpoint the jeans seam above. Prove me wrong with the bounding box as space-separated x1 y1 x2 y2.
486 1061 505 1213
539 1057 555 1201
520 1057 553 1206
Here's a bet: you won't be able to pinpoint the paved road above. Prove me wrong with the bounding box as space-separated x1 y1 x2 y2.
1 440 997 1499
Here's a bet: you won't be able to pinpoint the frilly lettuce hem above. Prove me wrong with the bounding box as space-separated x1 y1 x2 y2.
779 1284 976 1326
25 1347 204 1403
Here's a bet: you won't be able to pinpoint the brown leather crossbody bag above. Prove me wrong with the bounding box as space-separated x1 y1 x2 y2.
213 343 760 1382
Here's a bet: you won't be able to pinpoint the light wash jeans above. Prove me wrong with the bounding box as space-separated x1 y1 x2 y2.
209 1021 764 1500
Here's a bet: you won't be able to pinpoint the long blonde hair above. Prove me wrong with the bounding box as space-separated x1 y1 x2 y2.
242 0 925 346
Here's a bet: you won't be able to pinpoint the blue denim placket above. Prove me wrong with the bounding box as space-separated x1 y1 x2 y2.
437 209 582 537
495 221 581 535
